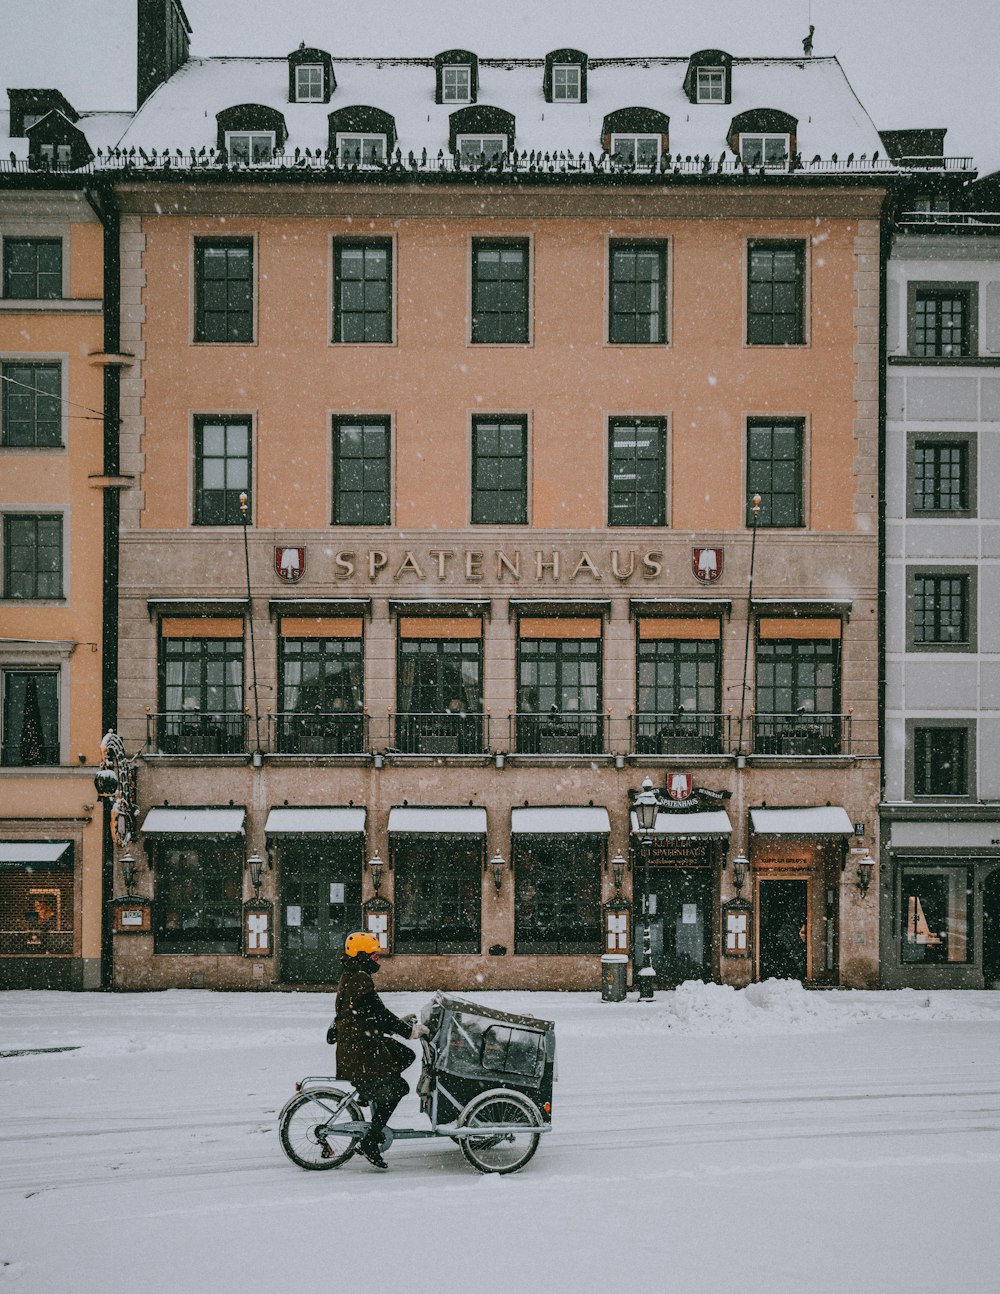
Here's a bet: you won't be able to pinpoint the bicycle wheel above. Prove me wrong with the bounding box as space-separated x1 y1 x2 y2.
457 1090 542 1174
278 1087 365 1170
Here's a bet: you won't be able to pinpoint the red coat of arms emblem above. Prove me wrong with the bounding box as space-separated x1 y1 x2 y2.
692 547 723 583
274 546 305 582
666 773 692 801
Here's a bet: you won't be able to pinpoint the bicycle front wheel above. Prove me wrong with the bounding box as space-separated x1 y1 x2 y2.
457 1090 542 1174
278 1087 364 1170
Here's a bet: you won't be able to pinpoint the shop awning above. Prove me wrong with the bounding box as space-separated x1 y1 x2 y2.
750 807 854 835
0 841 73 868
388 807 487 834
630 810 732 838
511 807 611 834
141 807 246 836
265 807 366 835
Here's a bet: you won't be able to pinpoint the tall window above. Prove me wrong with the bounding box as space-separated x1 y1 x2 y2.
397 629 483 754
608 419 666 526
442 65 471 102
747 419 804 527
1 361 61 446
3 238 62 299
159 633 245 754
912 439 970 514
153 841 242 954
332 416 390 525
747 242 805 345
755 636 840 755
910 572 970 647
1 669 59 765
518 632 602 753
696 67 725 101
333 240 392 343
194 238 253 343
194 417 251 525
295 65 324 101
900 865 971 964
636 634 720 753
224 132 275 165
279 635 363 754
913 725 969 797
609 241 666 344
471 240 529 344
552 65 581 101
514 836 602 953
911 286 973 357
472 416 527 523
393 837 481 953
3 514 62 599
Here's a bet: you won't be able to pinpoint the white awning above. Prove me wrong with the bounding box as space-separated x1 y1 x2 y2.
265 808 366 835
141 807 246 835
750 806 854 835
0 841 73 867
387 807 487 834
511 806 611 834
630 810 732 837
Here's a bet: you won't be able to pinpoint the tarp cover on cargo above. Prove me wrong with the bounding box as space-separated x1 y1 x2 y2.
422 993 555 1090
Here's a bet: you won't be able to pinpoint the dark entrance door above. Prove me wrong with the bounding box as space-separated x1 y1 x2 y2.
983 868 1000 987
281 839 362 984
634 868 714 985
758 878 809 980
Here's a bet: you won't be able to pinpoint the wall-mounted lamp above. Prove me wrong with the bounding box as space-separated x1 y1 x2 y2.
120 851 138 896
856 854 875 897
368 851 385 894
488 853 506 893
610 852 627 892
731 854 749 897
246 852 264 898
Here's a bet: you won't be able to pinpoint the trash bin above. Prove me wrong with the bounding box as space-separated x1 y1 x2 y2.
601 953 628 1002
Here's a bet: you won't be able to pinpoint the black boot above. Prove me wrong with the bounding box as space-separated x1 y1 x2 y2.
355 1131 388 1170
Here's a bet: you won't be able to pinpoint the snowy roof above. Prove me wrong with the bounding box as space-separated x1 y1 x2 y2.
630 809 732 836
750 806 853 835
0 108 131 162
387 806 487 834
264 807 366 835
141 807 246 835
0 841 73 867
511 806 611 834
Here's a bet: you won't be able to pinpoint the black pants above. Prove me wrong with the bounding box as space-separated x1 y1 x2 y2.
358 1074 409 1140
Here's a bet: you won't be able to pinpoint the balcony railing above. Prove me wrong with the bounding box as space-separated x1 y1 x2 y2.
268 710 368 755
390 712 489 755
751 713 851 756
148 711 248 755
511 711 607 755
631 712 731 755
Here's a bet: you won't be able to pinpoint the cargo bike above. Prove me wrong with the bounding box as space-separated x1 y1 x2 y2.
278 993 556 1174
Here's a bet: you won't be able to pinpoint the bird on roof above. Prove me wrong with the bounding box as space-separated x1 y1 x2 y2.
803 24 815 56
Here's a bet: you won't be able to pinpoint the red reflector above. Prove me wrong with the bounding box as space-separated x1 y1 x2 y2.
544 1102 551 1114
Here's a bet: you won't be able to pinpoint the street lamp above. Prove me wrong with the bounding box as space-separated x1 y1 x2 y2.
368 851 385 894
120 851 138 897
610 852 626 893
489 853 506 893
732 854 749 897
856 853 875 897
634 776 661 1001
246 852 264 899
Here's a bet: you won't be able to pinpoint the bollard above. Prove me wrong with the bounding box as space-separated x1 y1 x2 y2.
601 953 628 1002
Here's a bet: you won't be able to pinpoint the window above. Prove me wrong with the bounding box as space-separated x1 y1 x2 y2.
2 238 62 299
194 417 251 526
471 240 529 344
194 239 253 343
900 865 971 964
910 285 974 357
153 841 242 954
518 633 602 753
608 419 666 526
3 514 62 599
472 416 527 524
457 135 507 165
552 65 581 101
913 725 969 797
754 636 840 755
514 836 602 953
1 361 61 446
332 416 391 525
696 67 725 101
910 572 971 648
397 629 483 754
740 133 790 169
393 837 481 953
224 131 275 165
747 419 804 527
610 134 660 167
279 635 363 754
0 846 74 955
295 64 324 101
911 438 971 514
636 633 720 753
333 240 392 343
1 669 59 765
609 241 667 344
336 133 386 167
38 143 72 169
159 632 245 755
442 65 471 102
747 242 805 345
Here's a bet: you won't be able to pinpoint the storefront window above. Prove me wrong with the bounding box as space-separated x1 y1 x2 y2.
900 865 971 964
392 837 481 953
0 865 73 954
514 836 602 953
153 842 242 954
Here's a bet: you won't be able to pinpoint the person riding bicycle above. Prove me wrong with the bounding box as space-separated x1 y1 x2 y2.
334 930 428 1169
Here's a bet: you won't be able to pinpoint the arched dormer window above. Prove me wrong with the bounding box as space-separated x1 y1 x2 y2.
544 49 587 104
287 45 335 104
729 108 798 170
27 112 93 171
435 50 478 105
449 105 515 165
601 108 670 166
328 106 398 166
683 50 733 104
216 104 288 164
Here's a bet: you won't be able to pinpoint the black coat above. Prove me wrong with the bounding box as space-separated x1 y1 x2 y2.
334 964 414 1086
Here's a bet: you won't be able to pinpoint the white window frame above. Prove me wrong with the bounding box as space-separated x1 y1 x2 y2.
295 65 324 102
553 64 581 102
457 135 507 165
336 133 387 167
442 65 472 103
696 67 725 102
224 131 276 165
610 134 661 167
740 133 790 170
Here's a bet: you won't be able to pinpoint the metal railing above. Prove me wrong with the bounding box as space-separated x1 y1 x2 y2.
511 711 607 755
268 711 368 755
751 713 851 756
147 711 248 755
898 210 1000 230
631 712 731 755
390 711 489 755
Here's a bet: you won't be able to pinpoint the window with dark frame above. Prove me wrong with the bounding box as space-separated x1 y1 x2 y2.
153 840 243 954
3 514 62 599
514 836 602 953
747 242 805 345
911 573 969 646
392 837 482 953
3 238 62 299
609 241 666 344
332 416 391 525
194 238 253 343
912 439 969 513
279 636 364 754
397 635 483 754
754 637 840 755
900 865 972 964
517 636 602 753
472 416 527 523
333 240 392 343
158 634 245 755
912 287 971 357
636 637 719 735
747 418 804 527
471 240 529 343
608 418 666 526
1 361 61 447
913 725 968 797
1 668 59 766
194 417 251 526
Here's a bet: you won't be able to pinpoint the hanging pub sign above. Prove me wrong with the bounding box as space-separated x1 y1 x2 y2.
111 896 152 935
362 896 393 954
242 900 274 958
640 783 731 867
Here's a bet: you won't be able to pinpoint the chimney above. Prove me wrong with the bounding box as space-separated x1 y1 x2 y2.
137 0 192 106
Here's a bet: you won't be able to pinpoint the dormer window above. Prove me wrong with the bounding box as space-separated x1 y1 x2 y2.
740 133 789 170
337 133 386 166
22 113 44 132
552 65 581 102
442 65 472 103
544 49 588 104
295 65 324 102
449 106 515 165
38 143 73 169
216 105 287 162
7 88 78 138
611 134 660 167
683 50 733 105
457 135 506 165
25 111 93 171
286 46 335 104
329 107 398 166
729 109 798 171
696 67 725 102
602 108 669 165
225 131 275 165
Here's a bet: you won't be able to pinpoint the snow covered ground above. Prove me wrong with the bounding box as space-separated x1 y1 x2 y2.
2 982 1000 1294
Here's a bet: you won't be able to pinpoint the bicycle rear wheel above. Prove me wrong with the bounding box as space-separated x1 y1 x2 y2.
457 1090 542 1174
278 1087 365 1170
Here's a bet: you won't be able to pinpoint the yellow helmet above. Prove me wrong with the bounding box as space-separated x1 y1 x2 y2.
345 930 381 958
